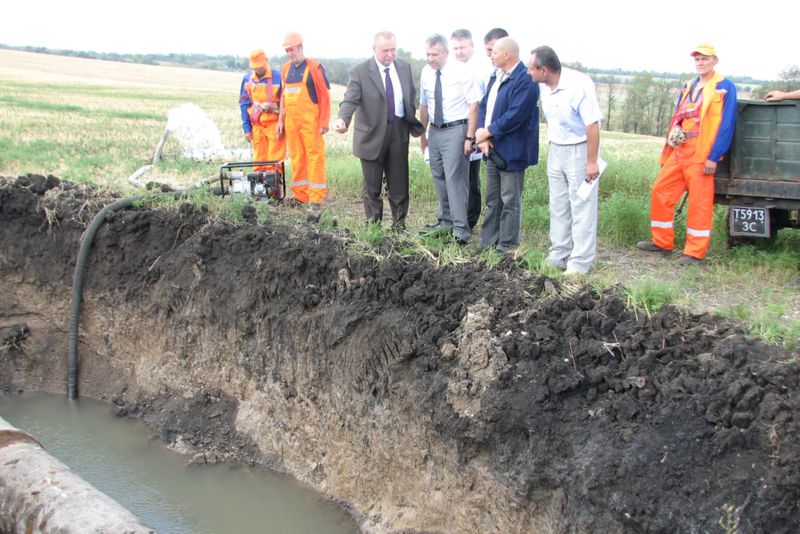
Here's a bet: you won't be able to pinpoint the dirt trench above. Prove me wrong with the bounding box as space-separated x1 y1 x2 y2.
1 174 798 533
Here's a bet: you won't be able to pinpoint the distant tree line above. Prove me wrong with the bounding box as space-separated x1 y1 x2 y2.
595 74 680 136
0 44 244 71
749 66 800 99
588 65 798 137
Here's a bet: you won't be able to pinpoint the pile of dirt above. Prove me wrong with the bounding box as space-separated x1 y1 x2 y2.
1 174 798 533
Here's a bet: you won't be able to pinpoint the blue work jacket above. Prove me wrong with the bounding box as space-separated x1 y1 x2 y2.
479 61 540 171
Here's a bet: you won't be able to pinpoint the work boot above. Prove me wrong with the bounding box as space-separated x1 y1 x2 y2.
677 254 701 266
306 203 322 223
636 241 672 256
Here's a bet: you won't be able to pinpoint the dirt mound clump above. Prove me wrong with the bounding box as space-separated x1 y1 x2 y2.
1 174 798 533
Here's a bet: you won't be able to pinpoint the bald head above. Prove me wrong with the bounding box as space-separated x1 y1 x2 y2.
492 37 520 71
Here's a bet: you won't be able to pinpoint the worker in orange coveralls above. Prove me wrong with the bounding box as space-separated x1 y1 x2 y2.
240 49 286 170
637 43 737 265
277 31 331 223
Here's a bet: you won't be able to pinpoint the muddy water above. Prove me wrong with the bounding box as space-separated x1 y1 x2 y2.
0 393 358 534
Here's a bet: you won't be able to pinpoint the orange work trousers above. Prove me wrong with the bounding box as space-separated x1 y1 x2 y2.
649 138 715 259
284 115 327 203
282 66 327 205
252 120 286 171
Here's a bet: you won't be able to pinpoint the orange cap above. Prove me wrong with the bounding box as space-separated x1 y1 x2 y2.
282 31 304 48
249 49 267 69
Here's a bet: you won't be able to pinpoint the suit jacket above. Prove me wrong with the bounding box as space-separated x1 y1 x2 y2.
479 61 540 171
338 57 424 161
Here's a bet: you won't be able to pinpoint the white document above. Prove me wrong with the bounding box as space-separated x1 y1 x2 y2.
576 158 607 200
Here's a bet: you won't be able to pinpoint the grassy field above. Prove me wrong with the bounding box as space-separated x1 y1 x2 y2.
2 49 798 349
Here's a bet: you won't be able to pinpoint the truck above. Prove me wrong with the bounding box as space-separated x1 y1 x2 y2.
714 99 800 241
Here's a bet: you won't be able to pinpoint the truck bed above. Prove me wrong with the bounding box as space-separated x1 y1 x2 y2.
715 99 800 209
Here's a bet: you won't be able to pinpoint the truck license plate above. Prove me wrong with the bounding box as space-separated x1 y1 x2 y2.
729 206 769 237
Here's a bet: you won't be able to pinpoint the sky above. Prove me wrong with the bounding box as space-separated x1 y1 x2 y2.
3 0 796 81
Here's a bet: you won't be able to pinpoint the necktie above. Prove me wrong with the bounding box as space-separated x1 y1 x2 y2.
434 69 444 127
385 67 396 123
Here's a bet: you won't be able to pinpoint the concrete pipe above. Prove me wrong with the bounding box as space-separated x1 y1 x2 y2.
0 416 155 533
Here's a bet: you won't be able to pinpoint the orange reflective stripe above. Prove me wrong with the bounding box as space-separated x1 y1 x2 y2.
650 137 714 259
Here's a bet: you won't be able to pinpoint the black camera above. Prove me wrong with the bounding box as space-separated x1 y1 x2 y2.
470 141 507 171
487 149 507 171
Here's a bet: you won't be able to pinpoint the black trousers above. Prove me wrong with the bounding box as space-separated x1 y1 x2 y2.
361 120 410 226
467 158 482 229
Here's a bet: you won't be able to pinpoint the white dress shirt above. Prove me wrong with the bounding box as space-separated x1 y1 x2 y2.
420 59 482 123
539 67 603 145
484 66 513 129
466 52 492 97
376 58 405 119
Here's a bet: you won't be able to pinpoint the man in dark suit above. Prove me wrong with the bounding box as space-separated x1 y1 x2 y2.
334 31 424 229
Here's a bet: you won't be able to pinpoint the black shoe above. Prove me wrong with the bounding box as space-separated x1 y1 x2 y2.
454 236 469 246
425 221 442 228
636 241 672 256
677 254 701 266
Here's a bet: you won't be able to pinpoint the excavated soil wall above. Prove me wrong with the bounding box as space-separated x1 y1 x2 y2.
1 175 798 533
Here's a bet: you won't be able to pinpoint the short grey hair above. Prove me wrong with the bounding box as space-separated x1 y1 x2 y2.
373 31 397 45
426 34 448 51
451 29 472 41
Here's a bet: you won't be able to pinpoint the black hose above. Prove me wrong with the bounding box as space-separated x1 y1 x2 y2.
67 191 187 400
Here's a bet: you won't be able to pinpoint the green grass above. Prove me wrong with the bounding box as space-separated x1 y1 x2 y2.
621 278 680 319
0 94 164 121
724 295 800 352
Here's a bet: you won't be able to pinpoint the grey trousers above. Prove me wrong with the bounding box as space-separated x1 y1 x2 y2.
428 123 470 240
546 142 598 274
480 160 524 252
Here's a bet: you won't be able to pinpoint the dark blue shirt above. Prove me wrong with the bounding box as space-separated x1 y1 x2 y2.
284 60 330 104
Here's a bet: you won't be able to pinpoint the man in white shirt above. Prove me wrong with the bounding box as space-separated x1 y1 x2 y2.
529 45 603 275
419 34 482 245
451 29 493 230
